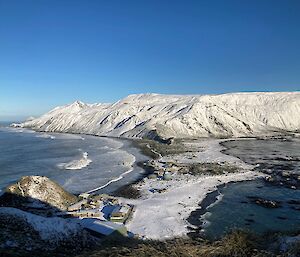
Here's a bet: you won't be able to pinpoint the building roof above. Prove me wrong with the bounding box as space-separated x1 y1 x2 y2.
79 193 90 199
80 218 127 236
111 204 130 215
119 205 130 213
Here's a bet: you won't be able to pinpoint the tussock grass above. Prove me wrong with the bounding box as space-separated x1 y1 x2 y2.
1 229 295 257
113 184 141 199
182 162 240 176
133 139 190 158
74 230 279 257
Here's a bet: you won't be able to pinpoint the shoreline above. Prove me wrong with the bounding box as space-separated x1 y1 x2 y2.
4 126 268 240
117 138 264 239
186 137 300 240
12 125 161 195
1 126 152 195
122 170 263 239
186 184 225 238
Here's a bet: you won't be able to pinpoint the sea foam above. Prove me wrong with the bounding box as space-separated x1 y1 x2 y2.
58 152 92 170
36 133 56 139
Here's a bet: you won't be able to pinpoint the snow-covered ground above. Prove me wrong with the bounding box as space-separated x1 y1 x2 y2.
18 92 300 139
0 207 81 243
121 139 264 239
124 171 261 239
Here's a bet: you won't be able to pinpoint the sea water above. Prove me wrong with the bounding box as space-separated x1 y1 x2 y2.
202 138 300 239
0 124 148 194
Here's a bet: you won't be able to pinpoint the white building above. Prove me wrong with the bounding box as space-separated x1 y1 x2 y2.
81 218 127 237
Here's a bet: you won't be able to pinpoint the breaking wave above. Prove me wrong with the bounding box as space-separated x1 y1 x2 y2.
85 166 134 194
36 133 56 139
58 152 92 170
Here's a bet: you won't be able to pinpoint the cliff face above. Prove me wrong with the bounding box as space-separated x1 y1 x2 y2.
1 176 77 211
19 92 300 139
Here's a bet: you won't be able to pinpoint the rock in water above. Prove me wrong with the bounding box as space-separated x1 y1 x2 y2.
247 196 282 208
0 176 77 211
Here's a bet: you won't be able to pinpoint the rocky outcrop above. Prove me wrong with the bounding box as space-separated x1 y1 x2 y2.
0 176 77 211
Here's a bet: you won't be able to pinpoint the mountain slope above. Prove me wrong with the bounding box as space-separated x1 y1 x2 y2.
19 92 300 138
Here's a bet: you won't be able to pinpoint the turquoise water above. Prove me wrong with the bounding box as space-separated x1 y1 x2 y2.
203 138 300 239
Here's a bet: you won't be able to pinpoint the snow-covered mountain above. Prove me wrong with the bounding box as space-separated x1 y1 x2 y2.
19 92 300 139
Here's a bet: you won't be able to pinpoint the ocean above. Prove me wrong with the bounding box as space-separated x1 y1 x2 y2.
0 123 148 195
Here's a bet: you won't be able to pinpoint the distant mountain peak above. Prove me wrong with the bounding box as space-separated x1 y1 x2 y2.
70 100 85 107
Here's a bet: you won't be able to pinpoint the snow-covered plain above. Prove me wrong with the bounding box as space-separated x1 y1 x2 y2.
18 92 300 139
121 139 264 239
124 171 261 239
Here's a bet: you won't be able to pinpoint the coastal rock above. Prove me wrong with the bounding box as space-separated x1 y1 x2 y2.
0 176 77 211
264 173 300 189
17 92 300 139
247 196 281 208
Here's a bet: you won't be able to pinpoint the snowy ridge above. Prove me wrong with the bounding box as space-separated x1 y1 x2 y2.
19 92 300 138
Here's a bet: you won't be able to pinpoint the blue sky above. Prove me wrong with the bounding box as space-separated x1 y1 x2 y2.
1 0 300 120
